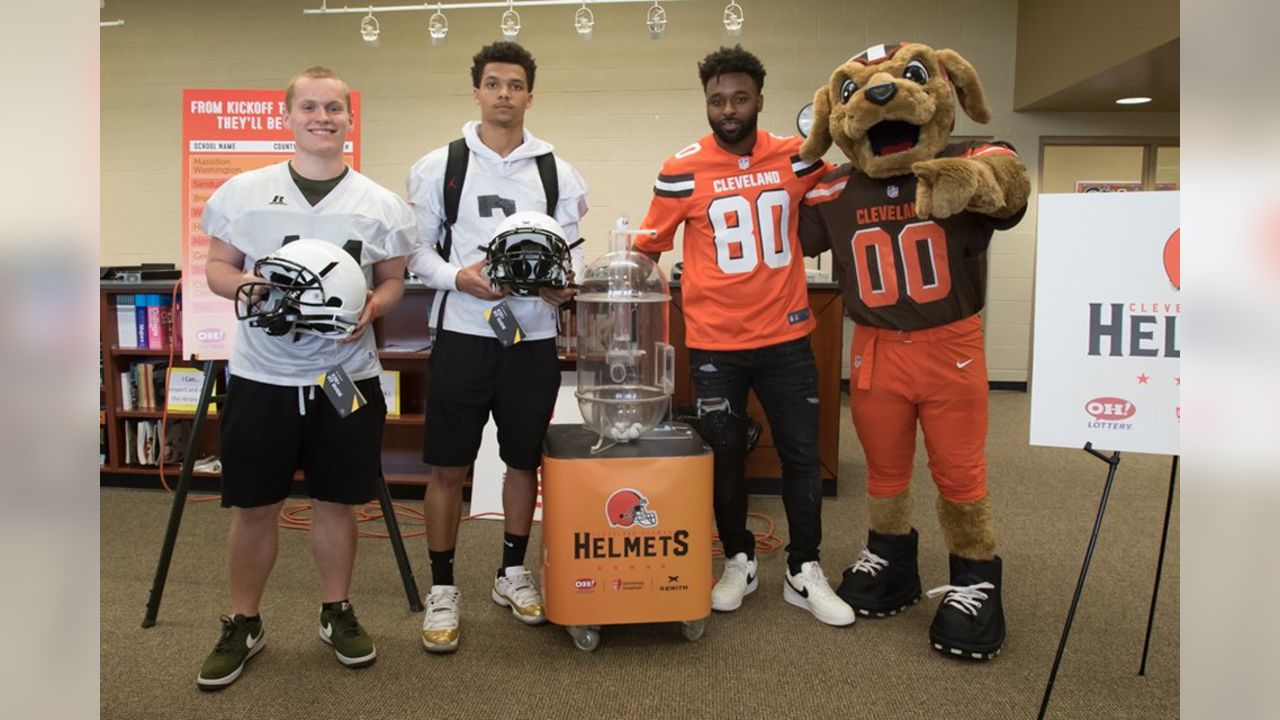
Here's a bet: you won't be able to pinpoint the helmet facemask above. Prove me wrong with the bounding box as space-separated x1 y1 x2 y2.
483 213 579 297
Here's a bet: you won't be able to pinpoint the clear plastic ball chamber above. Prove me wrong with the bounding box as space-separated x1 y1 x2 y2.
574 244 674 443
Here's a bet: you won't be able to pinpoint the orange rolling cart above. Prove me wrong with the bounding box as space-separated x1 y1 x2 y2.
541 423 712 651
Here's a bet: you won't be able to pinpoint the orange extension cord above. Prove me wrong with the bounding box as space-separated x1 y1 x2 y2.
152 279 784 556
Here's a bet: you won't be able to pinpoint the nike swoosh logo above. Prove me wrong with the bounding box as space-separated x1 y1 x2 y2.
748 573 757 584
503 540 514 548
319 623 333 640
787 577 809 598
246 630 261 649
956 359 973 369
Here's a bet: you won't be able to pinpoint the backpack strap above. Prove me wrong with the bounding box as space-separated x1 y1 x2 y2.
434 138 470 331
535 151 559 217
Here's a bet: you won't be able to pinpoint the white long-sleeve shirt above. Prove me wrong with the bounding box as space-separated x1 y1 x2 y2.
406 122 589 340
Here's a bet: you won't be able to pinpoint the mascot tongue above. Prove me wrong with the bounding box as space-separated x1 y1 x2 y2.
879 141 914 155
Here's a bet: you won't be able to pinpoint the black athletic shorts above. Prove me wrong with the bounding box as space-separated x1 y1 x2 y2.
219 374 387 508
423 330 561 471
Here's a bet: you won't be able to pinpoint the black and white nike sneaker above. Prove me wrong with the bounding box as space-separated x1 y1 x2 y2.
711 552 758 612
783 561 856 627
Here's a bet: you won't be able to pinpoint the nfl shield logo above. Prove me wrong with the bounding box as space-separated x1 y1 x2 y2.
738 157 750 170
887 185 899 198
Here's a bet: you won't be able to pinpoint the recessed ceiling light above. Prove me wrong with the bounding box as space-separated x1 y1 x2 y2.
1116 96 1153 105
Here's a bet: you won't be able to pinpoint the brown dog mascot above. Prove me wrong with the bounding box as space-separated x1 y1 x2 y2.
798 42 1029 660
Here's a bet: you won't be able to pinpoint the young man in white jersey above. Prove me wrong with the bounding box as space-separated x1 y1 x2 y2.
406 42 588 653
636 46 854 626
196 67 416 690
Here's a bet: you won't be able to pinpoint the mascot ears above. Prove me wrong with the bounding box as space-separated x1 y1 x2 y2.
936 49 991 124
799 46 994 163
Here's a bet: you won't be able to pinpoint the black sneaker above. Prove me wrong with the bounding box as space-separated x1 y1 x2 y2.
837 528 923 617
196 614 264 691
926 554 1005 661
319 602 377 668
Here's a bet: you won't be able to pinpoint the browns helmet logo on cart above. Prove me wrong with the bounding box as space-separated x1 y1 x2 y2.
605 488 659 528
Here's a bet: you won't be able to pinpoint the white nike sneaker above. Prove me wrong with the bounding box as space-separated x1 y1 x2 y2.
711 552 759 612
491 566 547 625
783 561 856 627
421 585 460 653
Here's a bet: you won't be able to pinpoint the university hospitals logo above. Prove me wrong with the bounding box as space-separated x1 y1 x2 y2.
605 489 659 528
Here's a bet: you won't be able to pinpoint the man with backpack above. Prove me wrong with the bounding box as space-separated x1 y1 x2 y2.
406 41 588 654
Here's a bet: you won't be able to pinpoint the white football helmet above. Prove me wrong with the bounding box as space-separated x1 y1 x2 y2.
236 239 368 338
484 211 579 297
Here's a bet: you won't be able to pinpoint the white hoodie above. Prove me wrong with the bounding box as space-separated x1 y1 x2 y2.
406 121 589 340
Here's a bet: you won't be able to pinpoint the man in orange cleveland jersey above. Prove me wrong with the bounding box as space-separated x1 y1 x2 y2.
636 46 854 627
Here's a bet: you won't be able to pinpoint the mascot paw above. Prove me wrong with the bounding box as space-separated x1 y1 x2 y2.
912 158 1003 219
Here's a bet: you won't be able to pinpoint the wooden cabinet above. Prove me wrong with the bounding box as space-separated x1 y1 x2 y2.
668 283 844 495
100 281 844 494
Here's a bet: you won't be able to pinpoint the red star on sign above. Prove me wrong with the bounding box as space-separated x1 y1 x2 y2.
1137 373 1150 384
1174 377 1181 385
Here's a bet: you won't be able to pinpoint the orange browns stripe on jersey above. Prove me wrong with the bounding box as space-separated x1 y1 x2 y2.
638 132 830 351
803 169 851 207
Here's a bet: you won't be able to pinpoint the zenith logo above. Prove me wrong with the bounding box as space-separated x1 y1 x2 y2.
269 195 287 206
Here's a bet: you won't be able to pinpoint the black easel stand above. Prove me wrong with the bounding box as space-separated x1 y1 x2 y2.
143 361 422 628
1138 455 1178 675
1037 442 1122 720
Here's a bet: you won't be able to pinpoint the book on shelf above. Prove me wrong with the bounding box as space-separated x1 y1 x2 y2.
137 419 157 465
147 295 171 350
115 294 137 349
135 294 150 349
123 420 136 464
119 371 136 411
380 370 400 417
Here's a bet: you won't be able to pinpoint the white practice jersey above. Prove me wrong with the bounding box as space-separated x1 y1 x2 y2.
201 161 417 385
406 121 588 340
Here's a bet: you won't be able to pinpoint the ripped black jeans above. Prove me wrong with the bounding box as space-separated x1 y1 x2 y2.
688 336 822 566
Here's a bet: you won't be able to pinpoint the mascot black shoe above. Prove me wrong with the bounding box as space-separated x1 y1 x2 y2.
927 554 1005 660
837 528 923 618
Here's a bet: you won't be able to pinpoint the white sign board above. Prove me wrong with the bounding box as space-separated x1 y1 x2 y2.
1029 192 1180 455
470 372 583 520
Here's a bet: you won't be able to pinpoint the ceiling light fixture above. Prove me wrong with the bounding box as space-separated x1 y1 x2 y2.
723 1 743 37
360 9 381 44
574 2 594 39
646 1 666 39
428 4 448 44
304 1 691 43
1115 96 1153 105
500 1 521 38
